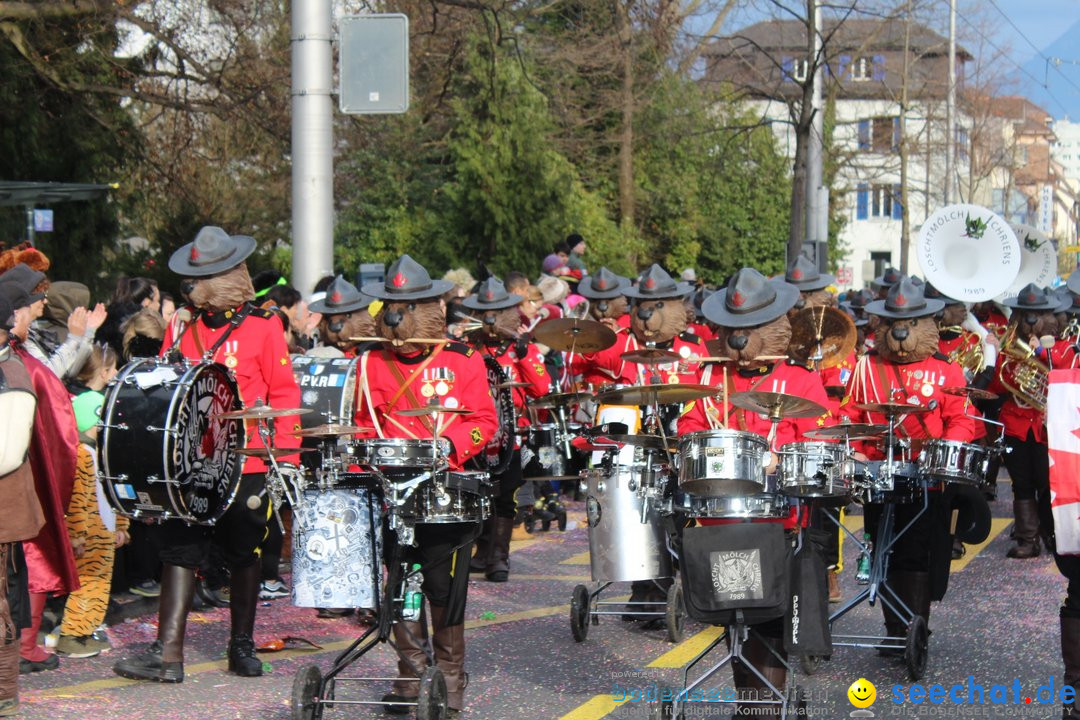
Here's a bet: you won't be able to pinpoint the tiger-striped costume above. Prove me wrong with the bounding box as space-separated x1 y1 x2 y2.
59 444 128 638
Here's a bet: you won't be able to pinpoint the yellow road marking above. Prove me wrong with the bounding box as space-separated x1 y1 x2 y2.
952 517 1012 572
557 694 628 719
561 550 591 565
647 625 726 668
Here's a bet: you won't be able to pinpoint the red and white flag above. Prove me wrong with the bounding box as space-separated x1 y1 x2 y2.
1047 368 1080 555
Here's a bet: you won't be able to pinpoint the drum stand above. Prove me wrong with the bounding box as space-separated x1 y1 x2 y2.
648 611 802 720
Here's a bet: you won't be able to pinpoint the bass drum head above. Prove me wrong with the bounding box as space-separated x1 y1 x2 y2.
165 362 244 524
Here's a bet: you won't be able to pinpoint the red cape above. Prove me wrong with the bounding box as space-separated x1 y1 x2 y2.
17 345 80 594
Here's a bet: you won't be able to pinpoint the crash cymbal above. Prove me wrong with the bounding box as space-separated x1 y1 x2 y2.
290 423 374 438
528 391 592 409
493 381 533 390
620 348 681 365
584 433 675 452
533 318 616 353
787 306 857 370
729 391 826 419
594 383 718 406
233 446 294 458
942 386 999 401
803 423 888 440
215 404 312 421
397 404 474 416
854 401 931 416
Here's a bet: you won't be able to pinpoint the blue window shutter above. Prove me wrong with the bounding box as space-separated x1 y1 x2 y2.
837 54 850 79
858 120 870 151
892 184 903 219
857 184 869 220
892 117 901 152
781 56 793 82
872 54 886 82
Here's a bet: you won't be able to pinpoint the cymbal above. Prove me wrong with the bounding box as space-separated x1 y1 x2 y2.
854 401 931 416
585 433 675 452
493 381 533 390
787 306 857 370
533 318 616 353
233 446 303 458
942 386 999 401
397 405 474 416
528 391 592 409
620 348 681 365
215 405 312 421
803 423 888 440
729 391 826 419
595 383 717 406
290 423 374 437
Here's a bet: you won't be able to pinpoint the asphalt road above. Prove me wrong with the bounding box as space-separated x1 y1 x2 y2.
15 477 1072 720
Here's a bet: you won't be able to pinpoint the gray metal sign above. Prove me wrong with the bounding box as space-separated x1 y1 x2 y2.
339 14 409 114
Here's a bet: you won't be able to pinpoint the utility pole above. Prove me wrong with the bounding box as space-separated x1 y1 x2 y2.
805 0 828 270
944 0 956 205
291 0 335 295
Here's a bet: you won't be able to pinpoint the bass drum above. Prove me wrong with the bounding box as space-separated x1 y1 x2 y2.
99 359 244 525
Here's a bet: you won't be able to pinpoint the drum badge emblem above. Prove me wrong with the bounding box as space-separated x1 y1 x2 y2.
710 549 764 602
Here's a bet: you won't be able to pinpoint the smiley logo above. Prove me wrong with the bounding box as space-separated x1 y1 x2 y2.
848 678 876 708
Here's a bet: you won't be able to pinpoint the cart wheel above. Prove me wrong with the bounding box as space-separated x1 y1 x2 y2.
291 665 323 720
571 584 591 642
665 579 685 643
905 615 929 681
801 654 821 675
416 666 448 720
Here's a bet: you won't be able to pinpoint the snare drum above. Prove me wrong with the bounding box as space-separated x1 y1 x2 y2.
919 439 989 487
99 359 244 525
861 461 923 503
393 470 492 524
291 482 383 609
778 441 855 500
584 465 673 583
676 429 768 497
673 492 789 520
522 422 588 481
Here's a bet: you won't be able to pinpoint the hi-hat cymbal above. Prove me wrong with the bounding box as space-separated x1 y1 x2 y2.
595 383 717 406
291 423 374 438
528 391 592 409
215 405 312 421
397 405 474 417
854 401 931 416
729 391 826 419
494 381 533 390
803 423 888 440
533 318 616 353
620 348 681 365
942 386 999 401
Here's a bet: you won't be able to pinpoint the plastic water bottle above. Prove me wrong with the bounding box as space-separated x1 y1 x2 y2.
402 563 423 621
855 533 872 585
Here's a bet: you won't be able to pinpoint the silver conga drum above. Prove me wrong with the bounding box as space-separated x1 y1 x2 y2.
585 463 673 583
676 429 768 497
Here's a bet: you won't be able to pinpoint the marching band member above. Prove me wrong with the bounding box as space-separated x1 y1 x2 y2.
781 255 836 311
988 284 1075 560
843 276 977 648
569 267 631 390
354 254 497 716
114 226 302 683
870 266 902 300
306 275 376 358
461 276 551 582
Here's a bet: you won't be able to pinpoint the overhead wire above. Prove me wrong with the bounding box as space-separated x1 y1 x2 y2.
985 0 1080 99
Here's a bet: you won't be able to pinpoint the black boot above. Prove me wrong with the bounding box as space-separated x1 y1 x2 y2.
1008 499 1042 558
1062 616 1080 718
114 564 193 683
227 562 263 677
470 518 493 574
486 516 515 583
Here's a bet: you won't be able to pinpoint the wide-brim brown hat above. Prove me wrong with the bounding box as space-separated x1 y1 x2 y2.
871 266 903 291
780 254 834 292
1002 283 1067 311
624 264 692 300
362 254 454 301
865 275 945 319
702 267 800 327
168 226 257 277
308 275 371 314
578 267 630 300
463 277 521 311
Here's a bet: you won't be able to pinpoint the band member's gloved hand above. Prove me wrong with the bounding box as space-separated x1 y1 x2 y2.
514 337 529 358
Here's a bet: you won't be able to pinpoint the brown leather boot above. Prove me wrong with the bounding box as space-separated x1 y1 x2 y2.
828 572 841 603
486 516 515 583
0 638 17 716
383 608 429 715
1062 616 1080 718
1008 499 1042 558
430 605 467 712
113 564 193 682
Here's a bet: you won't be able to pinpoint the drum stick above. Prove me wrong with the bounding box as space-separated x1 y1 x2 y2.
950 508 959 535
722 364 729 429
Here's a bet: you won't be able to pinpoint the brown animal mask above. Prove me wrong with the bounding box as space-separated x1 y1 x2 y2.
712 315 792 369
188 264 255 312
939 303 967 329
875 315 939 363
789 289 836 315
589 296 628 323
321 310 377 351
630 298 687 344
467 307 519 344
374 299 446 356
1008 309 1059 345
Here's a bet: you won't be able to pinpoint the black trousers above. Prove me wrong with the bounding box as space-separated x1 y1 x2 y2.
491 451 524 520
158 474 270 570
394 522 476 626
1004 431 1048 502
864 496 937 574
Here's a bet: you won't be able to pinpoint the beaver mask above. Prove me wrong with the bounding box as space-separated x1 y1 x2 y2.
375 299 446 356
468 307 519 345
590 296 628 323
792 289 836 312
939 302 968 329
1008 309 1059 346
321 309 377 351
875 316 939 363
712 315 792 368
188 264 255 312
631 299 687 344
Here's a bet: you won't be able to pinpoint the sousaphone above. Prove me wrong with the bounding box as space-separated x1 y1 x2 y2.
999 223 1058 302
917 204 1020 303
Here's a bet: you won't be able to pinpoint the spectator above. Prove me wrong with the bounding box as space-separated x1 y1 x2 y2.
121 309 167 362
27 279 107 382
99 276 159 357
159 292 176 326
564 234 587 286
